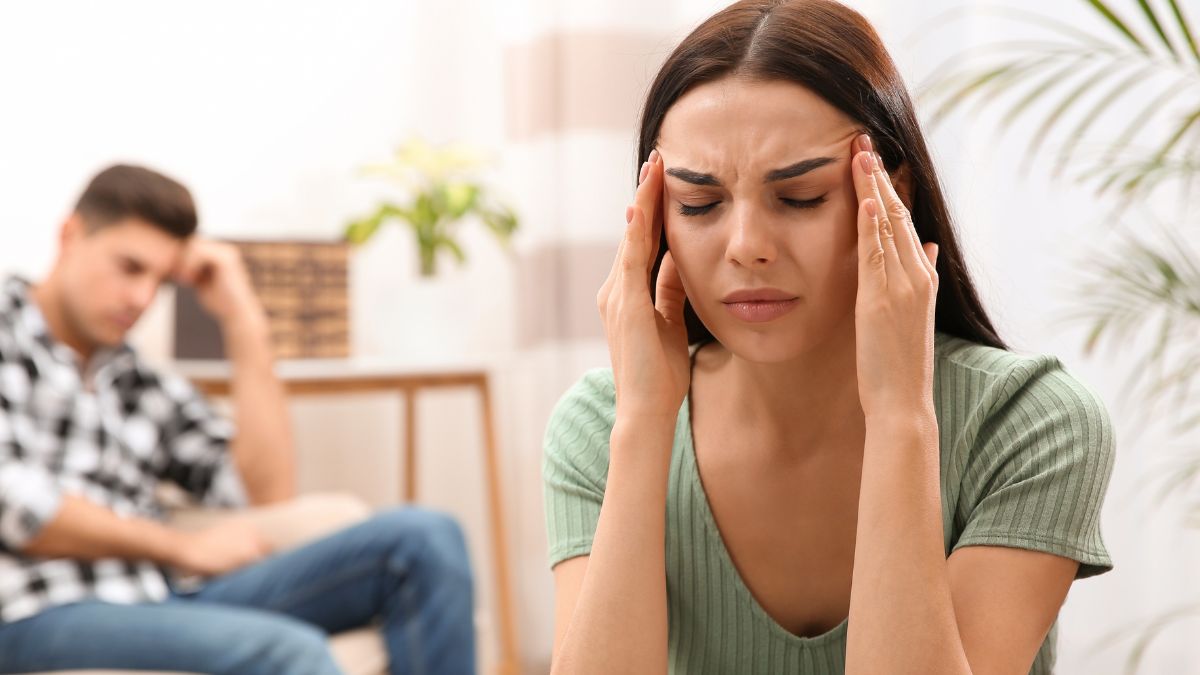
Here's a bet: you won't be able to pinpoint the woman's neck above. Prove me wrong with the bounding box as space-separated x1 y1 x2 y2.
698 315 866 457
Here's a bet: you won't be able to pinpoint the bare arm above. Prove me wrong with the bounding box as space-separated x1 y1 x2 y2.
177 239 296 505
552 150 685 674
845 136 1079 673
22 494 270 576
222 311 296 505
23 495 181 563
551 420 674 674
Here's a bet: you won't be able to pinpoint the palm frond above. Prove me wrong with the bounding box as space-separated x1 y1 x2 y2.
1051 63 1164 177
1167 0 1200 63
1018 64 1125 175
922 0 1200 205
1135 0 1180 59
1122 603 1200 674
1072 226 1200 433
919 5 1125 51
1085 0 1151 54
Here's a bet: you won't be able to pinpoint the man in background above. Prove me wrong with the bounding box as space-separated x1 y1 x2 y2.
0 165 476 674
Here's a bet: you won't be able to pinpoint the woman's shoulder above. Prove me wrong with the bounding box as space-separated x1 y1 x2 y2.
543 368 618 465
550 368 617 423
932 331 1112 446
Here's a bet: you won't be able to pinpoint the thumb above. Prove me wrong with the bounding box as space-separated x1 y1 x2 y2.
923 242 939 267
654 251 687 325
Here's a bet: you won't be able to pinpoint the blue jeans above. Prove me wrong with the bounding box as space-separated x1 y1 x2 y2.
0 507 476 675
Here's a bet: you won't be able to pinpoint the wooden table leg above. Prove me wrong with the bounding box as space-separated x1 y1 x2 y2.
403 386 417 503
477 375 520 675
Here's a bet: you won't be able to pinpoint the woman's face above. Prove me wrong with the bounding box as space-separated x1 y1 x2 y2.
657 76 873 363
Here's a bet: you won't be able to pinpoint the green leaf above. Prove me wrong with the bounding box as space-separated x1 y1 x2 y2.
443 183 480 220
435 235 467 265
998 60 1097 135
1168 0 1200 63
1136 0 1179 59
344 217 381 245
1020 64 1119 174
1121 603 1200 674
926 56 1067 128
1052 63 1163 177
1121 106 1200 193
343 202 409 244
1085 0 1150 54
480 206 519 245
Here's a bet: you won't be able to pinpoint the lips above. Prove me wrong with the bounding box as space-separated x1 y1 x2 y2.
721 288 800 323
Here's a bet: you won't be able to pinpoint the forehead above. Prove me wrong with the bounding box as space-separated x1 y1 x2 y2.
657 77 860 175
87 219 186 270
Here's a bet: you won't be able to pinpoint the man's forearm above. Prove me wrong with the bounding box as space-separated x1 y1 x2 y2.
22 495 183 565
222 314 296 504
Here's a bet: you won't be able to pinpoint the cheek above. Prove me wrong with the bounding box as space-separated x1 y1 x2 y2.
664 217 721 293
786 207 859 292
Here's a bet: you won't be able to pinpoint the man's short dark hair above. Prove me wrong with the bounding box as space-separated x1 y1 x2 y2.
75 164 198 238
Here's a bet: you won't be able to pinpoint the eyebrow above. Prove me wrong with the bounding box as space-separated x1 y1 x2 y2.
665 156 837 187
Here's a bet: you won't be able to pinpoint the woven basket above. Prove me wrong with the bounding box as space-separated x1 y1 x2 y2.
173 240 350 360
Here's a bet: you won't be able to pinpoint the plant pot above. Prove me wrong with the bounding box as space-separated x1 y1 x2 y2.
350 228 502 362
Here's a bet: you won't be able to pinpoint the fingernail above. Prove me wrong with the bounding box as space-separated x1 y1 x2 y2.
625 205 635 224
874 152 883 171
860 134 873 153
649 149 661 164
639 162 650 184
865 198 877 218
860 152 872 172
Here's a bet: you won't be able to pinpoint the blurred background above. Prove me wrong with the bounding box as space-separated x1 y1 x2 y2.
2 0 1199 672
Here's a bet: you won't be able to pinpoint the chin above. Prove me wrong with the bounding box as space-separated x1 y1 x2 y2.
702 312 854 364
89 325 128 349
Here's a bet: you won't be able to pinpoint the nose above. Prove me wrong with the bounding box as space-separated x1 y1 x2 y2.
724 204 777 268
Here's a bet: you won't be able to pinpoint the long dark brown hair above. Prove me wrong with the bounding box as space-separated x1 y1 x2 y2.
640 0 1006 350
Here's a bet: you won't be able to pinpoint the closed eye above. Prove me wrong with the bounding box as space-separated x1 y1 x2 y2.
678 201 720 217
782 195 827 210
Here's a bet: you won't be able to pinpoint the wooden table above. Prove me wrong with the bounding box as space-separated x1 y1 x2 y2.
174 358 520 675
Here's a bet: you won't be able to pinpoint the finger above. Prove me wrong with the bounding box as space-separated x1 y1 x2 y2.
654 251 687 326
860 151 903 284
923 242 940 279
174 246 207 285
858 197 886 292
621 205 650 295
634 150 664 276
872 156 931 279
599 205 635 313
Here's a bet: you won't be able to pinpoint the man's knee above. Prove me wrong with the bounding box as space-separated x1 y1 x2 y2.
372 507 473 580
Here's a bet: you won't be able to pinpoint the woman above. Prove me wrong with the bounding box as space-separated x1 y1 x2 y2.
543 1 1114 673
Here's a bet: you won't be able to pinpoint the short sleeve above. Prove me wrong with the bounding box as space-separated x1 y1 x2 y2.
0 355 63 550
952 357 1115 579
0 418 64 550
543 369 616 569
157 374 247 509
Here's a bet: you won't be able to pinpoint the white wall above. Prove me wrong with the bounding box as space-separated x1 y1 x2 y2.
2 1 1197 673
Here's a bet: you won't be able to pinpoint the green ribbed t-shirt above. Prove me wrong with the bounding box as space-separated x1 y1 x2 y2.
543 332 1115 674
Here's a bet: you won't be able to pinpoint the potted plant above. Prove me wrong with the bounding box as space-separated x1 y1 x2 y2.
344 139 520 359
345 138 518 276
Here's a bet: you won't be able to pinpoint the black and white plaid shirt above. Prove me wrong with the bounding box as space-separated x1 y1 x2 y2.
0 276 245 623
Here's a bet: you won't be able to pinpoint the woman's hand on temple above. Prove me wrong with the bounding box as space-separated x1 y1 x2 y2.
597 150 691 426
850 134 939 421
